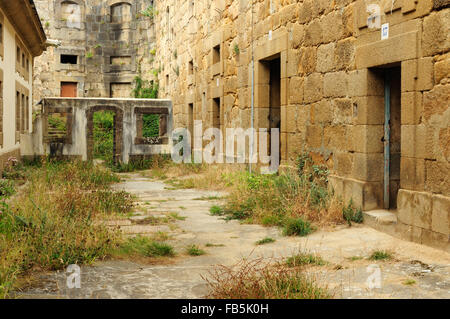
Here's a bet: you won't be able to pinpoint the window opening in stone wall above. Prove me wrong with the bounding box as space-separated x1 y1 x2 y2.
61 54 78 64
213 44 221 65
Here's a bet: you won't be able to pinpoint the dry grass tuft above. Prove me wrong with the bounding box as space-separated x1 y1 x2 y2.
0 159 134 298
202 257 331 299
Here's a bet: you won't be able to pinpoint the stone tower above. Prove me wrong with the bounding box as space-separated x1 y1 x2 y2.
33 0 156 102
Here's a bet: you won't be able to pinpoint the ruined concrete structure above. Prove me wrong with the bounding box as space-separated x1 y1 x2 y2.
0 0 46 169
21 97 172 163
33 0 449 250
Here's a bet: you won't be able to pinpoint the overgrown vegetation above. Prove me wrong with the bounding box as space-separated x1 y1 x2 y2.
256 237 276 245
342 200 364 226
286 253 326 267
93 111 115 161
186 245 206 256
144 153 355 235
116 236 174 258
369 250 393 261
195 154 343 235
0 159 134 298
203 258 331 299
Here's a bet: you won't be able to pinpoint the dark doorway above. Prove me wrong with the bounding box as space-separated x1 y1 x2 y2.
260 55 281 161
384 67 401 209
61 82 77 97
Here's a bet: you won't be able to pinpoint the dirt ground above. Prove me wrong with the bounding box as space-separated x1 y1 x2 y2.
17 172 450 299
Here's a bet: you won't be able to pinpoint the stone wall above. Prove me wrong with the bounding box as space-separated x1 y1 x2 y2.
33 0 155 102
149 0 449 250
31 0 449 250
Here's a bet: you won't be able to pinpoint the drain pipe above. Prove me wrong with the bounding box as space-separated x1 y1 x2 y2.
45 39 62 48
249 0 255 174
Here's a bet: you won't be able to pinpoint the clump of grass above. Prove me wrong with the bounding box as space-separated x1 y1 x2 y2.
203 258 331 299
210 205 224 216
118 236 174 257
169 212 186 221
256 237 276 245
347 256 364 261
369 250 393 261
286 253 326 267
193 196 223 201
342 200 364 226
283 217 313 237
0 160 133 298
206 243 225 247
0 179 15 198
186 245 206 256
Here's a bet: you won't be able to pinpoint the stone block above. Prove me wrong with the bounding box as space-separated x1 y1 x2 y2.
298 47 317 75
334 38 355 70
400 157 426 191
304 19 323 46
323 71 348 98
352 96 385 125
398 189 432 230
423 84 450 122
348 69 384 97
401 125 428 158
352 152 384 182
332 98 353 125
288 77 304 104
323 125 350 151
303 73 323 103
401 92 423 125
305 125 322 148
422 9 450 57
335 152 354 177
353 125 384 153
316 43 335 73
401 58 434 92
434 55 450 84
356 32 418 69
311 100 332 124
425 160 450 196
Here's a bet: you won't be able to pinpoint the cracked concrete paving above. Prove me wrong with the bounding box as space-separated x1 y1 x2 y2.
17 172 450 299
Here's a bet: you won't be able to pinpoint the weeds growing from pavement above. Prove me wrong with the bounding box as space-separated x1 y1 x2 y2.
0 159 134 298
203 258 331 299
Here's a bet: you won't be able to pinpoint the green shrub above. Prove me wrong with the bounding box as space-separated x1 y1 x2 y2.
0 179 15 198
342 200 364 226
210 205 223 216
283 218 313 237
186 245 205 256
369 250 392 261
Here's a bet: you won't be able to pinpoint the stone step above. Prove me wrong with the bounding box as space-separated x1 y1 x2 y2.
363 210 398 226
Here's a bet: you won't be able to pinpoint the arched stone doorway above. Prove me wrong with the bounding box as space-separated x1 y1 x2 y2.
86 105 124 163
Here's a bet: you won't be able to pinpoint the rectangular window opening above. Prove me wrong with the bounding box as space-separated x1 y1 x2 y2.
61 54 78 64
212 45 221 65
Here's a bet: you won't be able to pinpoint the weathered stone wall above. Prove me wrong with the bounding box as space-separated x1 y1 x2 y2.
31 0 449 249
33 0 156 102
